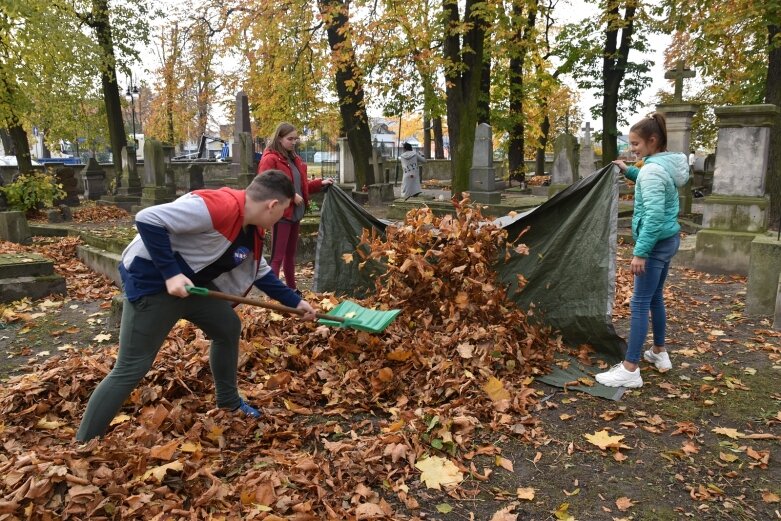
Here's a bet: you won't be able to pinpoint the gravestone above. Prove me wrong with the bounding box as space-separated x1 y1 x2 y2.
468 123 501 204
745 235 781 315
100 146 141 211
548 133 578 198
231 91 255 188
186 163 205 192
338 137 355 184
0 211 31 244
657 60 699 215
161 143 177 198
694 104 780 275
118 146 141 196
775 277 781 331
137 139 174 210
578 122 597 177
54 166 80 206
82 158 107 200
0 252 66 303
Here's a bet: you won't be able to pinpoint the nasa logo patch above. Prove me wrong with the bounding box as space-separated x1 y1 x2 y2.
233 246 250 264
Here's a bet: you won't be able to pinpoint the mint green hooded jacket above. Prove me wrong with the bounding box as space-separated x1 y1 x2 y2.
624 152 689 258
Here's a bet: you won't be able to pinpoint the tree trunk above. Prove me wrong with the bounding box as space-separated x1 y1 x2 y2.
0 128 13 155
443 0 486 197
534 112 550 176
318 0 374 188
433 117 444 159
8 122 33 175
600 1 635 166
507 1 538 185
423 116 432 158
765 23 781 229
90 0 127 188
478 56 491 125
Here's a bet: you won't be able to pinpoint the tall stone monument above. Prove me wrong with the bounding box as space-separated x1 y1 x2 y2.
137 139 174 210
231 91 255 188
338 137 355 184
693 104 780 275
100 145 141 211
656 61 698 215
82 158 107 201
578 122 597 177
468 123 501 204
548 132 578 198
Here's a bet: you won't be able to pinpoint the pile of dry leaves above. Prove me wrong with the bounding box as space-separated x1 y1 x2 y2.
0 203 564 519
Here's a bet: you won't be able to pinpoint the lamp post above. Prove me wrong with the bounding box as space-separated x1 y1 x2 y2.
125 80 139 147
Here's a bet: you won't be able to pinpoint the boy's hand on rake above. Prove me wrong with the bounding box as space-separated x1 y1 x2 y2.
166 274 195 298
296 300 317 321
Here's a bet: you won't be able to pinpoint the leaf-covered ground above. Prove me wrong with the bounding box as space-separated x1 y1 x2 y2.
0 205 779 520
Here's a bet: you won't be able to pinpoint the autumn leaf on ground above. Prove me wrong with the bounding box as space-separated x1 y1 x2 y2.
415 455 464 490
712 427 745 439
93 333 112 343
36 417 64 430
762 491 780 503
342 253 354 264
516 487 535 500
140 461 184 483
554 502 574 521
490 502 519 521
584 430 628 450
483 376 511 411
616 496 636 511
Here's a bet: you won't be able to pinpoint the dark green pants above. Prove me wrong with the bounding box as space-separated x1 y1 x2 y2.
76 291 242 441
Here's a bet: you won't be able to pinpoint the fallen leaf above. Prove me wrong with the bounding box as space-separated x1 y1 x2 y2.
712 427 745 439
616 496 635 511
516 487 535 500
140 461 183 483
415 456 464 490
584 430 626 450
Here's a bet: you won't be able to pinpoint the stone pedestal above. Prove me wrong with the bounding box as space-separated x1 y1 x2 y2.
367 183 394 205
694 104 779 275
469 123 502 204
82 158 107 200
0 211 32 244
0 252 66 302
53 166 80 206
774 277 781 331
186 163 205 192
117 145 142 196
138 139 174 208
746 235 781 316
656 102 699 215
338 137 355 184
548 133 578 198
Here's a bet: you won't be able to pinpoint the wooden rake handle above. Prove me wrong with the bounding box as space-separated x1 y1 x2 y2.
185 286 344 323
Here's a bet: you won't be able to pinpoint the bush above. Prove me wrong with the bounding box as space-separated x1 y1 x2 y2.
0 173 67 214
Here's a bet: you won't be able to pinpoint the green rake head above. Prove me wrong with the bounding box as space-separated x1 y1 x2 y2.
317 300 401 333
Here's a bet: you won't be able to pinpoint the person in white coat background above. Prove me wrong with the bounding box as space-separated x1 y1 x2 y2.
399 142 425 199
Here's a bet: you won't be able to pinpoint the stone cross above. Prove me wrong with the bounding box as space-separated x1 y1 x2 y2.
664 61 695 103
581 122 592 146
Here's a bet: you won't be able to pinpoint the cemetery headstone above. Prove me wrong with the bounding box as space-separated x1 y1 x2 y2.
0 211 32 244
117 145 141 196
82 158 107 201
338 137 355 184
54 166 80 206
0 252 66 303
186 163 205 192
231 91 255 188
578 122 596 177
694 104 780 275
657 60 699 215
548 132 578 197
138 139 174 210
468 123 501 204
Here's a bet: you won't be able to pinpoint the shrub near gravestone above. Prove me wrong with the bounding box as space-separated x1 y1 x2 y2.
0 173 66 215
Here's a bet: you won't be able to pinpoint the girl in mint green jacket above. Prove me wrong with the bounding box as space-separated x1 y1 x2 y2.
596 113 689 389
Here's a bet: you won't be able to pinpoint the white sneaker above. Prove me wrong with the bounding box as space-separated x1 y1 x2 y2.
644 349 672 372
595 363 643 388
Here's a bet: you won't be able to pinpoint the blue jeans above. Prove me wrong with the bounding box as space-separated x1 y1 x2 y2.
626 235 680 364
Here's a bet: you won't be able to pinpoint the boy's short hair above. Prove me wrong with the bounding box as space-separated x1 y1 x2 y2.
247 170 295 202
403 142 412 151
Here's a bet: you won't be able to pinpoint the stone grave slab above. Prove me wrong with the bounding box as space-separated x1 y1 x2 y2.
0 252 66 303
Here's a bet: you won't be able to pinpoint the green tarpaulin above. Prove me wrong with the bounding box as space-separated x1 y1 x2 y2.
314 165 627 400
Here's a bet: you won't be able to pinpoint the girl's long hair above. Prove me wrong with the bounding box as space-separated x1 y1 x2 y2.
266 122 298 159
630 112 668 152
